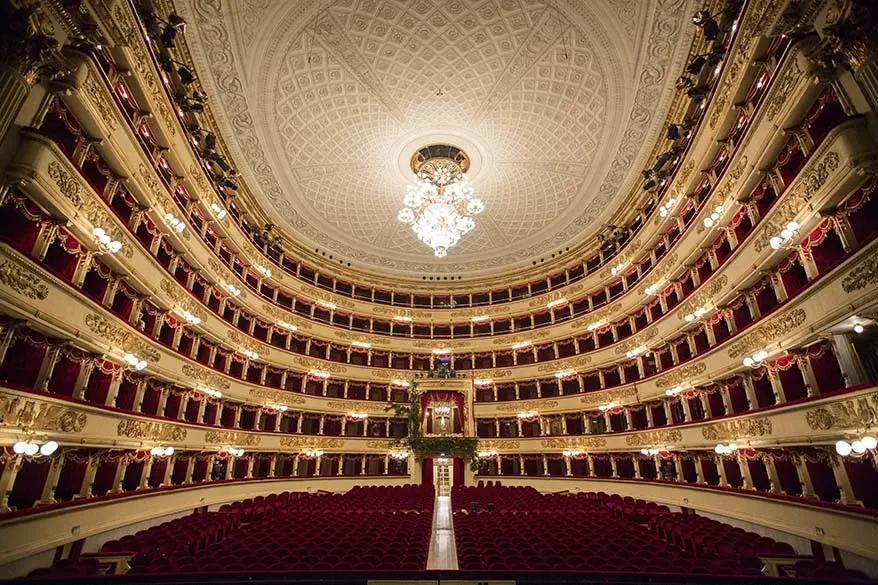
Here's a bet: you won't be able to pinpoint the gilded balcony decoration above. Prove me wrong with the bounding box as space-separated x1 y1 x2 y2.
204 430 261 446
477 439 521 451
366 440 396 450
625 429 683 447
0 256 49 300
496 400 559 413
117 419 187 442
248 387 305 404
580 387 638 407
653 361 707 390
542 437 607 449
727 309 807 360
536 355 592 373
181 364 231 391
841 249 878 292
0 3 71 86
805 393 878 430
701 417 773 441
279 437 343 449
0 393 86 433
325 401 390 414
85 314 161 364
614 327 660 356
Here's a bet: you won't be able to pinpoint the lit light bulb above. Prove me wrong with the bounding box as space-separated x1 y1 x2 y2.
13 441 28 454
862 436 877 450
853 324 864 334
24 442 39 456
851 440 867 454
40 441 58 456
835 440 852 456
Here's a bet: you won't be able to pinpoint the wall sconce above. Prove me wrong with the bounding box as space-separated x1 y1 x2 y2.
640 448 661 456
391 379 411 388
239 348 259 360
610 261 627 276
664 386 683 397
554 370 575 380
222 281 242 296
742 350 769 368
714 443 738 455
684 306 708 322
587 320 607 332
277 320 298 332
477 450 498 459
316 300 336 310
123 353 148 371
302 449 324 458
474 379 493 388
471 315 490 323
13 440 58 457
175 307 201 325
658 196 678 217
562 450 583 458
201 387 222 398
346 412 368 421
390 451 410 460
253 264 272 278
351 340 372 349
547 298 568 309
598 402 621 413
645 282 662 296
512 341 531 350
626 346 647 358
308 369 330 380
209 202 227 220
149 446 175 457
702 205 725 228
836 436 877 457
222 447 244 457
394 315 413 323
267 403 288 412
93 227 123 254
164 212 186 234
769 221 800 250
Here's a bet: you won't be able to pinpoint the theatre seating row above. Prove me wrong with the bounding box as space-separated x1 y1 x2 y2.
451 486 870 579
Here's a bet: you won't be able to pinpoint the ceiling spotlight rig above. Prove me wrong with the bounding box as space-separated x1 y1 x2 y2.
398 145 484 257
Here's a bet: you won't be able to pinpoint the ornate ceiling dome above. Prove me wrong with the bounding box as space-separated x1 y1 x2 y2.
177 0 696 278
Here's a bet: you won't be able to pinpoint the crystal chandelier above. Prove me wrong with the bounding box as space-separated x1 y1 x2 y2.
398 145 484 257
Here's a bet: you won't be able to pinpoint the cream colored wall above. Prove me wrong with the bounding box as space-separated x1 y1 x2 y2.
486 476 878 562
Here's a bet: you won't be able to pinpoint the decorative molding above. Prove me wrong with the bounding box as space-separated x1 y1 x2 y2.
580 386 638 407
492 330 552 346
372 306 433 319
541 437 607 449
653 361 707 390
841 249 878 293
727 308 807 359
537 355 592 373
325 400 390 414
248 387 306 404
278 437 344 449
47 160 83 206
676 275 729 320
614 327 659 356
477 439 521 450
0 257 49 300
159 279 208 323
765 58 803 121
624 429 682 447
181 364 231 390
260 303 312 330
204 430 261 446
701 417 773 441
496 399 559 413
334 330 390 347
225 329 269 357
528 284 585 308
805 394 877 430
0 393 86 433
116 419 186 442
84 314 161 363
365 439 395 450
294 356 346 374
82 72 119 130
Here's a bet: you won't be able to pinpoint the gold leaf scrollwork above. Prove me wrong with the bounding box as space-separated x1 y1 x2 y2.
47 160 83 206
117 419 186 442
181 364 231 390
325 400 390 414
841 249 878 293
805 395 877 430
248 387 306 404
204 430 261 446
727 309 807 359
541 437 606 449
477 439 521 450
625 429 682 447
366 439 395 450
279 437 343 449
0 257 49 300
496 399 558 413
701 417 772 441
653 361 707 391
580 386 638 407
0 393 86 432
85 314 161 363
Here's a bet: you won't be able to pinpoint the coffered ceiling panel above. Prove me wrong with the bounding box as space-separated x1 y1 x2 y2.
178 0 696 277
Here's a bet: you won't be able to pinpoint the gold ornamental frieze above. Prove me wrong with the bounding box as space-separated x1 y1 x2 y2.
117 419 186 442
537 355 591 373
325 400 390 414
187 164 212 195
295 356 346 373
625 429 683 447
260 303 313 330
160 280 208 322
449 306 511 319
334 330 390 347
47 161 133 259
297 283 356 310
841 249 878 293
574 303 619 331
0 393 87 433
701 417 772 441
411 339 471 349
580 386 638 407
366 439 395 450
542 437 607 449
82 72 119 131
496 399 558 413
765 59 804 122
753 151 839 254
204 430 261 446
479 369 513 379
181 364 231 390
207 258 245 299
477 439 521 450
0 256 49 300
85 314 161 363
727 309 807 359
636 254 679 295
226 329 270 357
248 387 306 404
494 330 551 346
614 327 659 356
527 285 585 309
653 361 707 390
805 394 877 430
372 306 433 319
675 275 729 320
371 369 409 380
279 437 344 449
598 241 641 278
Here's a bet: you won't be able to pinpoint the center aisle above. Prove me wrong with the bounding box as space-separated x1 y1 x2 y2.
426 495 459 570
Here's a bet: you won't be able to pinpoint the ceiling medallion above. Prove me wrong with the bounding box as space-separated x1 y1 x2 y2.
397 144 484 258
